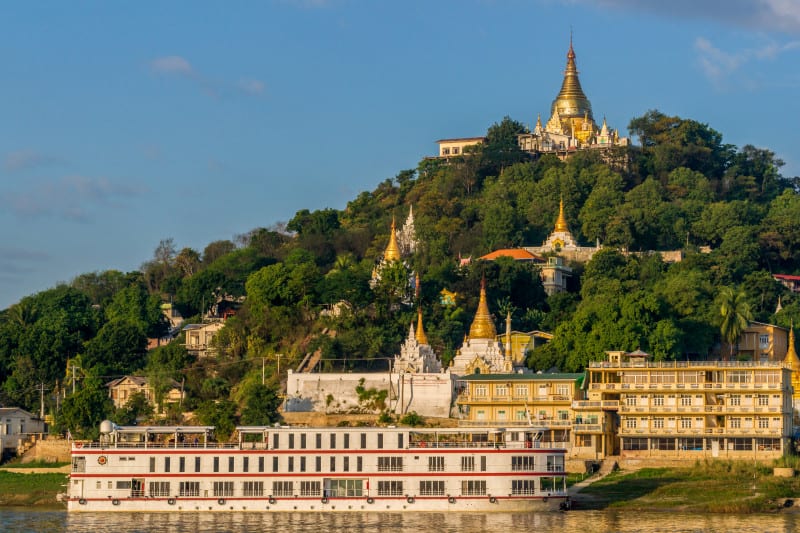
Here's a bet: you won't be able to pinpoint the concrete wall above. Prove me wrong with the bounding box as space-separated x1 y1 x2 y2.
285 370 455 418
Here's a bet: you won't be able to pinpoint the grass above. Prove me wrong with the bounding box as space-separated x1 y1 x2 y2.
1 460 69 469
577 460 800 513
0 471 67 506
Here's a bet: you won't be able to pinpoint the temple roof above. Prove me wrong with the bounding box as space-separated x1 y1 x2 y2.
416 307 428 345
480 248 543 262
550 38 594 122
554 197 569 233
384 217 401 261
468 277 497 340
784 323 800 371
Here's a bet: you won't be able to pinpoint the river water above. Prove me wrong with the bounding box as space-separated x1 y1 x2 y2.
2 509 799 533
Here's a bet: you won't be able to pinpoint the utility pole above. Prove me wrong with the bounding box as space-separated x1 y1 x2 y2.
262 356 266 385
71 364 77 394
37 382 48 419
274 353 283 380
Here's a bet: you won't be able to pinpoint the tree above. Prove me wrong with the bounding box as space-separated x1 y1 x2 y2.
55 376 113 439
82 319 148 376
718 287 753 360
113 390 154 425
240 383 282 426
195 400 237 441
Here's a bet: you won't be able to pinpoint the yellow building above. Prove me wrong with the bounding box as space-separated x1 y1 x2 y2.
574 351 793 460
106 376 183 415
435 137 485 158
456 373 585 447
723 321 790 362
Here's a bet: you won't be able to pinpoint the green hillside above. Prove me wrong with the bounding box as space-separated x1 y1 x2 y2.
1 110 799 438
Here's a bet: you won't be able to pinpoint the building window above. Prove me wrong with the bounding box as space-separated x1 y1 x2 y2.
511 456 535 471
653 395 664 407
759 334 770 349
556 384 570 397
343 456 350 472
360 433 367 449
195 456 201 473
461 480 486 496
679 394 692 406
377 481 403 496
546 455 564 472
300 433 307 449
315 456 321 472
344 433 350 449
377 457 403 472
179 482 200 497
511 480 535 495
258 457 264 473
495 385 508 397
625 418 637 429
212 457 219 473
730 395 741 406
475 385 487 397
288 434 295 449
228 457 234 472
680 418 692 429
452 147 460 155
330 433 336 449
515 385 528 398
622 438 648 451
149 482 170 497
272 481 293 497
442 147 450 155
357 456 363 472
461 456 475 472
179 457 185 473
273 433 279 449
428 456 445 472
316 433 322 448
330 456 335 472
377 434 384 449
300 481 321 497
758 417 769 429
243 457 249 473
243 481 263 497
497 409 507 420
757 394 769 406
626 396 637 406
419 480 445 496
653 418 664 429
149 457 155 473
730 417 741 429
272 456 278 472
213 482 234 497
300 456 306 472
326 479 363 497
288 457 294 472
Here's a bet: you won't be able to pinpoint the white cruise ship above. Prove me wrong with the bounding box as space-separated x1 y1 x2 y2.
67 422 568 512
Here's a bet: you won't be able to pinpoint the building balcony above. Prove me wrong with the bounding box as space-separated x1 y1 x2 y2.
572 400 619 410
592 382 784 392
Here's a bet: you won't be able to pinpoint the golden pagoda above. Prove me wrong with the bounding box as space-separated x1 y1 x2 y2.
545 36 596 143
554 197 569 233
415 307 428 345
783 322 800 400
468 277 497 339
384 217 402 261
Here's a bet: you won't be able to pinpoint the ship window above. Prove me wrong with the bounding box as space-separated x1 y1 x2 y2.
316 433 322 448
300 481 321 497
149 481 170 497
72 457 86 473
300 433 307 449
357 456 363 472
343 433 350 449
116 481 131 490
326 478 363 497
96 480 101 489
480 456 486 472
377 456 403 471
149 457 155 473
377 434 384 449
164 457 170 473
213 457 219 472
461 480 486 496
243 481 263 497
228 457 234 472
300 456 306 472
343 456 350 472
108 481 112 489
377 480 403 496
398 433 404 449
272 481 293 497
288 434 295 449
273 433 279 449
360 433 367 449
288 457 294 472
428 456 445 472
419 480 445 496
316 456 322 472
330 456 336 472
243 457 249 473
213 481 234 497
512 456 535 471
195 456 201 472
272 456 278 472
179 457 185 473
546 455 564 472
258 457 264 472
180 481 200 497
511 479 535 495
461 456 475 472
330 433 336 449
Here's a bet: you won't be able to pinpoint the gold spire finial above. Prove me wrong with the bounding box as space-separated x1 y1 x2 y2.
784 321 800 371
469 276 497 339
554 197 569 233
384 217 401 261
416 307 428 345
550 35 593 124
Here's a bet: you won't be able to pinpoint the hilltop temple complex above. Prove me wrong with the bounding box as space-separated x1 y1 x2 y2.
436 38 628 159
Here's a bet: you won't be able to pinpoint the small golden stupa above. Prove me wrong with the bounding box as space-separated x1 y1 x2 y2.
468 277 497 340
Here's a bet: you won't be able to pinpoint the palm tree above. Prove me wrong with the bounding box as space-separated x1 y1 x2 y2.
718 287 753 361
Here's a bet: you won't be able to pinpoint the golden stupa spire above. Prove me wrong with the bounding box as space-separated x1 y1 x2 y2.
554 197 569 233
384 217 401 261
468 276 497 339
416 307 428 345
550 34 593 122
784 321 800 370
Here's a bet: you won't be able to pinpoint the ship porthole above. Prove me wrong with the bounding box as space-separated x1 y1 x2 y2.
78 498 87 505
448 496 456 504
112 499 120 506
489 497 497 504
168 498 176 505
97 455 107 465
269 497 276 505
407 496 415 504
218 498 226 505
366 497 374 504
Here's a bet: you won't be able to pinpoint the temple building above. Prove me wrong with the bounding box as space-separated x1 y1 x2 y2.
370 217 403 287
526 197 599 263
393 308 442 374
396 205 418 256
450 279 514 375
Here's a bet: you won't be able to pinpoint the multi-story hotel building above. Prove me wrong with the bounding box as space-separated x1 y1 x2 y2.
575 350 794 460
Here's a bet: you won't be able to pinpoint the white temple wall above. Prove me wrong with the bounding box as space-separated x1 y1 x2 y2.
285 370 455 418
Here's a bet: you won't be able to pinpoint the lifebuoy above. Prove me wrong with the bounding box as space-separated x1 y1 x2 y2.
407 496 415 504
268 497 276 505
168 498 176 505
75 442 83 449
78 498 87 505
218 498 226 505
97 456 107 465
489 496 497 504
321 497 329 504
366 497 374 504
448 496 456 504
112 499 120 506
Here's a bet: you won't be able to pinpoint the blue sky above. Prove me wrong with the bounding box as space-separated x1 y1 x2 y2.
1 0 799 309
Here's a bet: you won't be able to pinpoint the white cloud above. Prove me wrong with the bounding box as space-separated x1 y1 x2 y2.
694 36 800 88
0 175 148 222
4 149 62 172
150 55 193 76
237 78 266 95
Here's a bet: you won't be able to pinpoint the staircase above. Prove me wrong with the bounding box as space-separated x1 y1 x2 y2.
598 455 619 476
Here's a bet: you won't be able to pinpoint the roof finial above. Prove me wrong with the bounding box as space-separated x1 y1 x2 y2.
384 216 401 261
